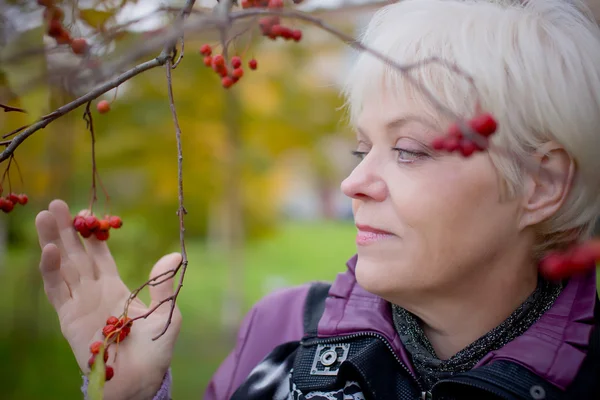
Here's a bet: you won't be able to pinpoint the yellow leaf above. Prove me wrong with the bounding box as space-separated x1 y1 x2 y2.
88 346 106 400
79 8 115 30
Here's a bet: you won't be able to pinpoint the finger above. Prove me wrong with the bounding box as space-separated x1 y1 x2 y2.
35 210 81 289
149 253 183 315
39 243 72 310
48 200 96 280
76 209 119 277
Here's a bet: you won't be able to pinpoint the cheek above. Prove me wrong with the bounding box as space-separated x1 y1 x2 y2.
390 157 514 259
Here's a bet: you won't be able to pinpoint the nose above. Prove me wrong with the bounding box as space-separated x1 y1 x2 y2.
340 155 388 202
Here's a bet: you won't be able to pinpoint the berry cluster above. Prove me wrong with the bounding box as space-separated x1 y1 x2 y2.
258 16 302 41
73 214 122 241
88 315 134 381
431 113 498 157
240 0 303 42
539 240 600 281
37 0 89 55
199 45 258 89
0 193 28 214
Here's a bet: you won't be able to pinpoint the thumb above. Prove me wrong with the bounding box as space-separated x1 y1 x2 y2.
148 252 182 314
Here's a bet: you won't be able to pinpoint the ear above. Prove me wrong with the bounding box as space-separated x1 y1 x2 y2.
519 142 575 230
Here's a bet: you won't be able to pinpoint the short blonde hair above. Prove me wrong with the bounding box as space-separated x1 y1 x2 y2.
342 0 600 255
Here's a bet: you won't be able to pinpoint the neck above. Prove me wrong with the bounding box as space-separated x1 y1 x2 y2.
394 248 539 360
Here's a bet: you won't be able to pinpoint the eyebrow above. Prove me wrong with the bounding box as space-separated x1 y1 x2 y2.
356 114 435 137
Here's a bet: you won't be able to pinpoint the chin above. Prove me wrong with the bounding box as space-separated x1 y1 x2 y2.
354 257 407 297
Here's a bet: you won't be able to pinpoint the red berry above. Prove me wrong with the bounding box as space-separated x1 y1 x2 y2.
447 123 463 140
96 100 110 114
47 19 63 37
269 0 284 8
55 30 72 45
7 193 19 204
248 59 258 70
85 216 99 230
73 216 85 231
271 25 284 37
459 139 478 157
102 324 116 338
43 6 64 22
118 317 133 329
568 246 597 273
259 17 280 36
469 113 497 137
241 0 250 8
231 56 242 69
79 227 92 238
203 56 212 67
117 329 128 342
291 30 302 42
1 199 14 213
17 194 28 205
200 44 212 56
105 365 114 381
108 216 122 229
539 252 569 281
98 219 110 231
106 316 119 326
443 137 460 152
281 27 293 40
70 38 88 55
90 341 103 354
232 68 244 79
431 137 446 150
95 230 110 241
222 76 234 88
212 54 225 67
217 67 228 78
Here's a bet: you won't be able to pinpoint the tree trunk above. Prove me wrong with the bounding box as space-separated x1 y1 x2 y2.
220 88 245 342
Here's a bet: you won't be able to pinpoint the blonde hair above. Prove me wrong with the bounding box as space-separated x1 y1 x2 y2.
342 0 600 255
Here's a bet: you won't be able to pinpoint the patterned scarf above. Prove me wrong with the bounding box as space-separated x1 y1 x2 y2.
391 277 563 390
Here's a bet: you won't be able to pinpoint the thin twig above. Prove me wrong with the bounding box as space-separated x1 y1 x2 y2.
83 103 98 212
2 125 29 139
150 57 189 341
172 37 185 69
0 104 26 113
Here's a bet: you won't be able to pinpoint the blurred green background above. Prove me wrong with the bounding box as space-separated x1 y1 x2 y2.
0 1 362 397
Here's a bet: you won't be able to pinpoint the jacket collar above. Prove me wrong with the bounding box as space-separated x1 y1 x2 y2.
317 254 598 389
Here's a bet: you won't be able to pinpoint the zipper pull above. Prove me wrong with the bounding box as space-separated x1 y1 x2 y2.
421 391 433 400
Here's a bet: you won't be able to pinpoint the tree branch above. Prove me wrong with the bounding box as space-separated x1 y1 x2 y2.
0 56 166 163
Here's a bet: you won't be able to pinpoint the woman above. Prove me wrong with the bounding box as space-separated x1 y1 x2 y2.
35 0 600 399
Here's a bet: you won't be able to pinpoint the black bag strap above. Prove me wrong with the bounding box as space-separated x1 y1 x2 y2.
303 281 331 337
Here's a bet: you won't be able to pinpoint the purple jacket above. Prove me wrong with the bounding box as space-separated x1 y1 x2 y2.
82 254 598 399
202 254 598 399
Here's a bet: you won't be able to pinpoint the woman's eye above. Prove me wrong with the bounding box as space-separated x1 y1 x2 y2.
392 147 426 163
351 150 368 161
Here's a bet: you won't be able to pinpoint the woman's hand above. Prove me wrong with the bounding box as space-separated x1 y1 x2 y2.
36 199 182 400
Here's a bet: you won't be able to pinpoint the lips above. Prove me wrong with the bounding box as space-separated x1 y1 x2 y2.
355 224 394 235
355 224 395 246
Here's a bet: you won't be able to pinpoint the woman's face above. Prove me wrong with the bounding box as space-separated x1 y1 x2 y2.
341 90 525 301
